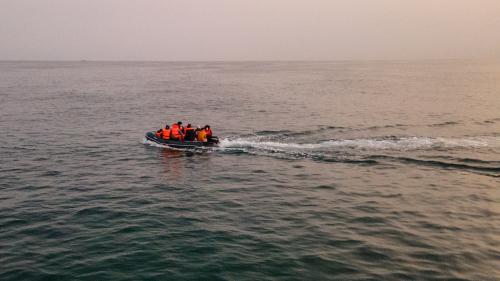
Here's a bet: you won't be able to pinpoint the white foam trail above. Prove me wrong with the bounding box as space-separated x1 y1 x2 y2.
219 136 492 151
142 138 168 148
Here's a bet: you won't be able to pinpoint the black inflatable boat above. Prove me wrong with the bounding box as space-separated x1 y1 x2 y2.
145 132 219 149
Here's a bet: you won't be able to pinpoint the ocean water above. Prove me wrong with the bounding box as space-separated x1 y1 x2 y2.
0 61 499 280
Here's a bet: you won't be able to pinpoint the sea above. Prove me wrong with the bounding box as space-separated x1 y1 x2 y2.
0 60 499 280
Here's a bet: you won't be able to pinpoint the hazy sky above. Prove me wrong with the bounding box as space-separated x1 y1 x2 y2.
1 0 499 60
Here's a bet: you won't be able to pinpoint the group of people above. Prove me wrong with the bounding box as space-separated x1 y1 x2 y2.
155 121 213 142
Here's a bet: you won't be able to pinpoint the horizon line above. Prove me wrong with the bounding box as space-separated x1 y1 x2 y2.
0 57 499 63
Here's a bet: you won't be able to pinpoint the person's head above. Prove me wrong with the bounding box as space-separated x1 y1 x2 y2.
187 124 192 128
165 125 170 129
177 121 182 126
204 125 210 130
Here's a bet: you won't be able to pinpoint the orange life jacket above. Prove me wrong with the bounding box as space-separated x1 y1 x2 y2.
197 129 207 142
155 130 162 138
170 124 183 140
161 128 171 139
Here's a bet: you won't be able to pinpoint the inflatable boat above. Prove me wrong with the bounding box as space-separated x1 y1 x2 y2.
145 132 219 149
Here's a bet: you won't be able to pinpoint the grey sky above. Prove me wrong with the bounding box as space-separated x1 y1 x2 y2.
1 0 499 60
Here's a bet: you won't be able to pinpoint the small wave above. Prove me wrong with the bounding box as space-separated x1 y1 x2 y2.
219 136 491 152
254 129 294 136
476 117 500 125
429 121 460 127
422 155 500 165
364 124 409 130
370 155 500 176
255 126 347 139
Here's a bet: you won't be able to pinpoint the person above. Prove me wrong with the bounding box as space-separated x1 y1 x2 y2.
197 126 207 142
155 125 171 140
184 124 196 141
162 125 171 139
155 129 162 138
179 123 185 135
170 121 184 141
204 125 213 141
194 126 201 140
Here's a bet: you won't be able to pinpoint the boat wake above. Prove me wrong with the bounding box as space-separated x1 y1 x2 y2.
218 136 494 151
217 135 500 177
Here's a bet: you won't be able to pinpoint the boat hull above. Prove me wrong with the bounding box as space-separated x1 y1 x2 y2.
145 132 218 149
